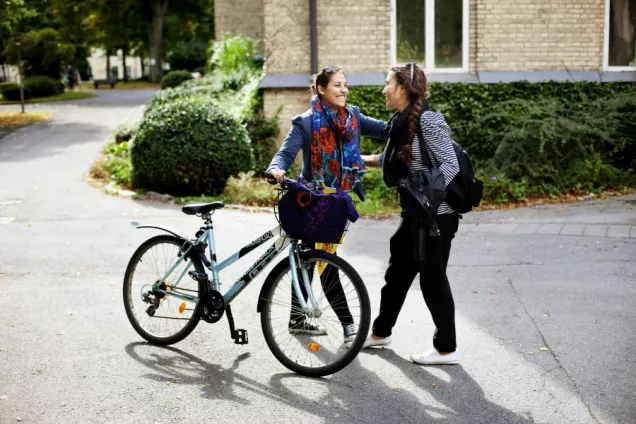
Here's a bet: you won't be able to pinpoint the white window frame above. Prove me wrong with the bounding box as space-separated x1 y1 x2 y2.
390 0 470 73
604 0 636 71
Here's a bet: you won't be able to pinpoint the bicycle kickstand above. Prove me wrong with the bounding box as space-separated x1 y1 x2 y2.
225 305 248 345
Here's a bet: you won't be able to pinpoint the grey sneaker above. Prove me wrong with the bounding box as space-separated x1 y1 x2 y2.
288 320 327 335
344 324 358 344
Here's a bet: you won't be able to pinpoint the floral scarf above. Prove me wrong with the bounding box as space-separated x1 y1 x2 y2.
310 97 367 199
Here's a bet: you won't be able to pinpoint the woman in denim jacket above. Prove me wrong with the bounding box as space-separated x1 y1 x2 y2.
267 65 387 344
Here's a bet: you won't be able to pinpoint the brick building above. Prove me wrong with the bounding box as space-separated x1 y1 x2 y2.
215 0 636 140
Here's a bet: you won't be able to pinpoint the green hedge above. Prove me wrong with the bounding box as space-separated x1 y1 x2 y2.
160 70 194 90
1 83 32 101
131 97 253 196
349 81 636 197
24 76 64 98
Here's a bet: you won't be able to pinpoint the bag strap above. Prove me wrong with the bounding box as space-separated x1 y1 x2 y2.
415 122 433 168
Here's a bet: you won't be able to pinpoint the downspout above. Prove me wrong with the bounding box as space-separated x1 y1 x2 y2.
310 0 318 74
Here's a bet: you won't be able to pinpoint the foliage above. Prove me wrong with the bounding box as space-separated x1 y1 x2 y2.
160 70 193 89
208 34 260 75
91 139 133 187
168 38 208 71
4 28 74 79
23 75 64 97
131 97 253 196
1 82 31 100
223 172 278 206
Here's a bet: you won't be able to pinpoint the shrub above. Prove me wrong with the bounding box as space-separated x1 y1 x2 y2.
244 112 280 172
168 39 209 72
0 81 15 93
146 86 199 111
208 34 260 75
24 76 64 98
91 140 133 187
160 70 193 89
1 83 32 101
131 97 253 196
194 66 206 76
223 172 278 206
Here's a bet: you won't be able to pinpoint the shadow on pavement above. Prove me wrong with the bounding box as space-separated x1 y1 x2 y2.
125 342 534 423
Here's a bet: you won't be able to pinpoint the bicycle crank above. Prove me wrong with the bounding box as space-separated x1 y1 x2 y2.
200 290 225 323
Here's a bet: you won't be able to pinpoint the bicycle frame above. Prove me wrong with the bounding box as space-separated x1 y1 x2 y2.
148 218 320 314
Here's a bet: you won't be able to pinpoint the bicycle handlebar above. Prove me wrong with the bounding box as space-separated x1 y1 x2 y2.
261 170 288 187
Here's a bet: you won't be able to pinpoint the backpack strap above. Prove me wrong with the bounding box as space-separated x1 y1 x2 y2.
415 122 433 168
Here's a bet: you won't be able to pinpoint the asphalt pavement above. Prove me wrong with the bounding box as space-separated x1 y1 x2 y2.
0 90 634 424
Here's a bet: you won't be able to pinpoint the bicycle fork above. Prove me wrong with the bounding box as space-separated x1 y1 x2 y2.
288 244 322 318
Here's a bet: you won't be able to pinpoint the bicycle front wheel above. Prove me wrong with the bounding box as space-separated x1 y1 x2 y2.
123 235 204 345
260 250 370 377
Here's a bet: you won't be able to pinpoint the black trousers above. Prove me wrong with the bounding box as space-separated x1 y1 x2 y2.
372 212 459 352
290 260 354 328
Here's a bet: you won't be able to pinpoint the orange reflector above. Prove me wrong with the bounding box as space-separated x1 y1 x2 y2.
179 302 186 314
308 343 320 352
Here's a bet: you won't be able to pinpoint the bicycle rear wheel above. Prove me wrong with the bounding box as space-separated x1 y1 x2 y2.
260 250 370 377
123 235 204 345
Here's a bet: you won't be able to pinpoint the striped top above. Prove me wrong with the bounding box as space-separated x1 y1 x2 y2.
409 111 459 215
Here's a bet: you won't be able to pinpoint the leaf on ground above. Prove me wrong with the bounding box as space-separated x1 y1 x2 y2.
540 346 549 352
488 291 498 295
0 395 7 400
527 352 535 355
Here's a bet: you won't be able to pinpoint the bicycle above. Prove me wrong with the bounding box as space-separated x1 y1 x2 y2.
123 174 371 377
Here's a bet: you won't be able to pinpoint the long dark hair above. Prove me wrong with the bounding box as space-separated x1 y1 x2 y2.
310 66 345 99
390 63 429 165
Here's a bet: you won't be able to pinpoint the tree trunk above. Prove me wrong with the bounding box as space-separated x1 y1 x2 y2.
1 63 6 81
122 48 128 82
106 51 111 79
147 0 169 83
139 53 145 79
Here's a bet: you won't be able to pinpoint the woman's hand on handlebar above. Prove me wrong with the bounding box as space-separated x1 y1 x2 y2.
262 169 286 185
268 169 286 184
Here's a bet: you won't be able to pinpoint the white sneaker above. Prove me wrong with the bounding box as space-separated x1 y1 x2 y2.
362 335 392 349
410 348 459 365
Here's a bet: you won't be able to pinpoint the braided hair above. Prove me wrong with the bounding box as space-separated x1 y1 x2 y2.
390 63 429 166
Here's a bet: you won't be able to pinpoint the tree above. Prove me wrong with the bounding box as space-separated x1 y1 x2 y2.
4 28 74 79
146 0 170 83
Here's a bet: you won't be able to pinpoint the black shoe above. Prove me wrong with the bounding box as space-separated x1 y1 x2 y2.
288 320 327 335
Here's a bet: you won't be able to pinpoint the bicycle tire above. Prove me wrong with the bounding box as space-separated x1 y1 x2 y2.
260 250 370 377
123 235 205 345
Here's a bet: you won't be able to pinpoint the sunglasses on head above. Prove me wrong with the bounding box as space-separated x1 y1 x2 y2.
408 62 416 82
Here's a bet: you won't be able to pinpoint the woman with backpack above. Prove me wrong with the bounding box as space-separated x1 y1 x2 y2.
360 63 461 365
267 65 387 345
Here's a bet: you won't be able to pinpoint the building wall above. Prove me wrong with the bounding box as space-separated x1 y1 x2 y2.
88 49 144 80
317 0 392 72
263 0 311 73
473 0 605 71
215 0 265 46
263 88 312 146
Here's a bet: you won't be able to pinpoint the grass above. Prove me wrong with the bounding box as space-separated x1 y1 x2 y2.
79 81 161 90
0 91 96 104
0 111 51 129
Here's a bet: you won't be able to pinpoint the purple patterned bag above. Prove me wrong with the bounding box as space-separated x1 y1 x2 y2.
277 180 359 243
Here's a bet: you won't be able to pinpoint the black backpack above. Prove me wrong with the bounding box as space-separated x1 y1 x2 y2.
416 127 483 214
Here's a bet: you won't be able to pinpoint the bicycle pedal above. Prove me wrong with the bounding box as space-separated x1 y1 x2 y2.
234 329 248 345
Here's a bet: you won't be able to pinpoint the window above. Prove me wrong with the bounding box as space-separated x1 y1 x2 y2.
393 0 469 72
605 0 636 69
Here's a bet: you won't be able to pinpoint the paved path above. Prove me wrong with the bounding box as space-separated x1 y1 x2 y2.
0 91 634 424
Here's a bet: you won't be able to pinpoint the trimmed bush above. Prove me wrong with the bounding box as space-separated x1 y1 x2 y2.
0 81 15 93
168 39 209 72
24 76 64 98
131 97 253 196
1 83 32 101
160 70 194 89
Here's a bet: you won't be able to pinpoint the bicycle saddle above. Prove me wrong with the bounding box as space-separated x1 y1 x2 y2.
182 202 225 215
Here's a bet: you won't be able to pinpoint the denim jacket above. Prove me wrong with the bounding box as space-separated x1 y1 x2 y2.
267 106 387 182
